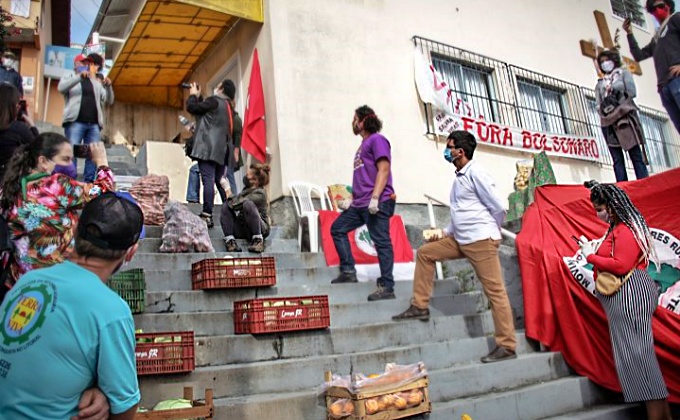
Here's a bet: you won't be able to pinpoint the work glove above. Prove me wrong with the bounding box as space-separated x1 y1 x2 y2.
337 199 352 211
368 197 380 215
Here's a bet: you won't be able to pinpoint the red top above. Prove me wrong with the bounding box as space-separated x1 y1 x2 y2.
586 223 647 276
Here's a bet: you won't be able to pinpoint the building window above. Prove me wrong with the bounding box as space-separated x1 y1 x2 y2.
517 80 568 134
431 54 496 122
610 0 646 27
639 111 679 172
585 97 614 165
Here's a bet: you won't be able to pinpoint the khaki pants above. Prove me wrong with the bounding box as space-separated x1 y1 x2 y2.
412 237 517 350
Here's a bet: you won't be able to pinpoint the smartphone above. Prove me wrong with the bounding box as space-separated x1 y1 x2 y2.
73 144 90 159
18 99 27 116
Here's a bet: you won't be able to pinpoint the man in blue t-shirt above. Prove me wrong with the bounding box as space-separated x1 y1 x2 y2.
0 192 144 419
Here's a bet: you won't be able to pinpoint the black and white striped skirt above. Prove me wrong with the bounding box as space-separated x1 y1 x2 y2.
597 269 668 402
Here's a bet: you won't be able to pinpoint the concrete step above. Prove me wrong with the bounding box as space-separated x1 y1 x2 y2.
143 224 287 241
139 342 555 406
197 357 588 420
429 376 608 420
134 292 487 335
143 278 463 311
128 252 329 271
542 404 644 419
191 324 529 367
137 238 300 253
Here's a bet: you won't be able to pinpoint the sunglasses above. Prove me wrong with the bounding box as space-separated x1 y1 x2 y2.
650 3 667 11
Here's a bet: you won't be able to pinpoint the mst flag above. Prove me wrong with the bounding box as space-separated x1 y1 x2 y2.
241 49 266 163
517 168 680 402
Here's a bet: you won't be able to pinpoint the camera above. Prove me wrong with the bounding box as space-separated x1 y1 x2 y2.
181 82 192 89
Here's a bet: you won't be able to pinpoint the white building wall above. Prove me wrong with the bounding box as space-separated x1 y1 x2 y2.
265 0 673 204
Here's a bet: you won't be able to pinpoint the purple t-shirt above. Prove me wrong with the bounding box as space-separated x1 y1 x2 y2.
351 133 395 207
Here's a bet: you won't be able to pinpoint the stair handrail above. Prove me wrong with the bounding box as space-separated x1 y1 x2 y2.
424 193 517 280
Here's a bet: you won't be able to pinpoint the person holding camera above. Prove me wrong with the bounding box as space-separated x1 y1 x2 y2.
595 49 648 182
58 53 114 182
185 80 234 228
0 84 38 180
0 133 114 294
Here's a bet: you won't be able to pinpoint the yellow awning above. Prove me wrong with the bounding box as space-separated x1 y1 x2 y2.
108 0 263 108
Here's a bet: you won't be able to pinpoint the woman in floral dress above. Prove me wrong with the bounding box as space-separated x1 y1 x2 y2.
0 132 114 293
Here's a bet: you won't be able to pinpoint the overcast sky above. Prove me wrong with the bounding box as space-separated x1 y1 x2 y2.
70 0 102 45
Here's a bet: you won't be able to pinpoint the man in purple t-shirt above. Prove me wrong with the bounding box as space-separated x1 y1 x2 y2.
330 105 396 301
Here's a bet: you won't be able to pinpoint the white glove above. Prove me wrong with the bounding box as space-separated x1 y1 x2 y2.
368 197 379 215
337 199 352 210
579 240 596 258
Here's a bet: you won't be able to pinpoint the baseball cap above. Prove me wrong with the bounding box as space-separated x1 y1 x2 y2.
77 192 144 250
74 53 92 64
2 51 16 59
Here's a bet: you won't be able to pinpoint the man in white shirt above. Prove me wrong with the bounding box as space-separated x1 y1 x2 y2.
393 130 517 363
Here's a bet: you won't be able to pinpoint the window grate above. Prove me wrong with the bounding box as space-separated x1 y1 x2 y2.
611 0 646 27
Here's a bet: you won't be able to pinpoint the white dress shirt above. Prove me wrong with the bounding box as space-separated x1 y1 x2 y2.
442 160 506 245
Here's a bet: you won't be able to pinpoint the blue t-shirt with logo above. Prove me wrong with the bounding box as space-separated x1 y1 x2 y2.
0 261 140 418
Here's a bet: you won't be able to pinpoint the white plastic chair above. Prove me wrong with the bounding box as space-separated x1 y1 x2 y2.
289 182 332 252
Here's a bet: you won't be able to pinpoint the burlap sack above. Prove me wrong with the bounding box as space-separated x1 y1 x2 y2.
129 174 169 226
159 200 214 253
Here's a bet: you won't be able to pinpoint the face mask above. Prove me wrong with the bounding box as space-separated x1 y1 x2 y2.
2 58 14 69
243 175 251 188
76 65 89 73
652 5 670 22
52 163 77 178
443 148 454 163
213 88 221 96
596 209 610 223
600 60 615 73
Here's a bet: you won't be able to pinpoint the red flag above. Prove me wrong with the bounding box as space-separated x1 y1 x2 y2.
517 168 680 402
241 49 266 162
318 210 414 266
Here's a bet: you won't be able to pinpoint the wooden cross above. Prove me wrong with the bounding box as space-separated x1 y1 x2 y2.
580 10 642 75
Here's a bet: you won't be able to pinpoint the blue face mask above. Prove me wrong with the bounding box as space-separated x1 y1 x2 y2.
76 65 89 73
443 148 454 163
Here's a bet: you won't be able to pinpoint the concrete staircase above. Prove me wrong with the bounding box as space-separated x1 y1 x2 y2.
128 207 642 420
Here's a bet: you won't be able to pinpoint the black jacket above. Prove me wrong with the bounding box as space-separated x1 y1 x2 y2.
627 13 680 87
0 67 23 96
186 94 230 165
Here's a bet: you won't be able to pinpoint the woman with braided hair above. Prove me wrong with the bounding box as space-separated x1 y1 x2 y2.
580 180 671 420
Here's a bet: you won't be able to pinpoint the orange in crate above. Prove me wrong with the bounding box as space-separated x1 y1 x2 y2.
234 295 330 334
135 331 195 376
191 257 277 290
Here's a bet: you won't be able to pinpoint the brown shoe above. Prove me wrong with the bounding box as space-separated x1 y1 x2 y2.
392 305 430 321
248 237 265 253
480 346 517 363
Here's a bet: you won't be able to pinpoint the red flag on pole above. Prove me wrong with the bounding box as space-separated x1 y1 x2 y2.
241 49 266 163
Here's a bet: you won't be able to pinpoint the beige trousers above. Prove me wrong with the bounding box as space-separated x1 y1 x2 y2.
412 237 517 350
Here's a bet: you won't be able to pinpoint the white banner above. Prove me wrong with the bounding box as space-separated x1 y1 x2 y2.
413 48 602 163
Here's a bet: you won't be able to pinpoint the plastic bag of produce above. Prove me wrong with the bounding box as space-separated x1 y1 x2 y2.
327 398 355 419
129 174 169 226
159 200 214 253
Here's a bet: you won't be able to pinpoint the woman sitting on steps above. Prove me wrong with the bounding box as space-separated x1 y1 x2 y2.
220 163 270 253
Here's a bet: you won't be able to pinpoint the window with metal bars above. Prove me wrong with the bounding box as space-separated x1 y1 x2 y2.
639 110 680 172
430 54 497 122
610 0 646 27
516 80 569 134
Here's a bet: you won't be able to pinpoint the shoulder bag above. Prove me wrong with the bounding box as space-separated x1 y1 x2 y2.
596 235 644 296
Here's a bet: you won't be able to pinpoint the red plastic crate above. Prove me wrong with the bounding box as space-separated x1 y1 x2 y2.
135 331 195 376
191 257 277 290
234 295 330 334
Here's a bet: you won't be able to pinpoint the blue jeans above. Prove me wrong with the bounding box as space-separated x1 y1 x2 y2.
186 164 201 202
330 199 396 290
64 122 101 182
608 145 649 182
660 77 680 134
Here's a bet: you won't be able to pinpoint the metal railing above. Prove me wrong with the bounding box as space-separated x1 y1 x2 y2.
413 35 680 174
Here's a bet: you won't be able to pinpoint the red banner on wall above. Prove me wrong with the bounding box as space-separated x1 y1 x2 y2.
318 211 414 267
517 169 680 402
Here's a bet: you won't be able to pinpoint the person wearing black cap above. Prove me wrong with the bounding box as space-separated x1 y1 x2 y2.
58 53 114 183
0 192 143 419
186 79 240 227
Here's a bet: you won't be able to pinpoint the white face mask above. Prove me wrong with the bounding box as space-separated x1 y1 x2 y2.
2 58 14 69
600 60 615 73
213 88 221 96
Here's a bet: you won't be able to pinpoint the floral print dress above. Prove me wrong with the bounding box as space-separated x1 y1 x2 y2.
5 167 114 288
